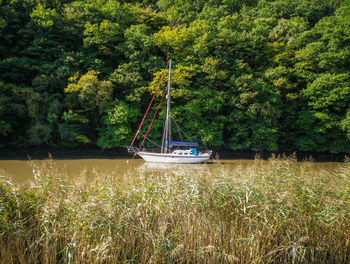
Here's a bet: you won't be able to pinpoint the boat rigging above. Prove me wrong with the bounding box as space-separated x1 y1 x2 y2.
128 59 212 163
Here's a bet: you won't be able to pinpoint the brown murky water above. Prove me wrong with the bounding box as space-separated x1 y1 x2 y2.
0 158 343 184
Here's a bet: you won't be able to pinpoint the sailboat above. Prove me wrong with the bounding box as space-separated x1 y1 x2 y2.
128 59 212 163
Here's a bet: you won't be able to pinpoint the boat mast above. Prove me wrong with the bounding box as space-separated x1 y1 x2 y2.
162 58 172 153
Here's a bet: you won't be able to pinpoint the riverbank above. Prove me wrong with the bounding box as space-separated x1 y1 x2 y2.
0 146 348 162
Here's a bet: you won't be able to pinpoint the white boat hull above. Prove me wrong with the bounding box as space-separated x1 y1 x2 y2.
138 151 211 164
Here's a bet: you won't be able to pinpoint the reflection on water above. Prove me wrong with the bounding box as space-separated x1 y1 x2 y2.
0 158 344 184
138 162 211 172
137 160 252 175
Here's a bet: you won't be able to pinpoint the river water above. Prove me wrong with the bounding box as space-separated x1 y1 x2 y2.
0 158 343 185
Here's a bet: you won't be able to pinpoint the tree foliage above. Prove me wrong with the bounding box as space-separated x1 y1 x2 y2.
0 0 349 152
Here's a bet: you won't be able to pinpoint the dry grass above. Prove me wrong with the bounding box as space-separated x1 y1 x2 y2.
1 156 350 263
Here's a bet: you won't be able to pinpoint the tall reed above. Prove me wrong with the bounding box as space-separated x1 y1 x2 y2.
1 157 350 263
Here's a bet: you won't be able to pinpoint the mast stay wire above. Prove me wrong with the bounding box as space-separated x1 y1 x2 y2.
139 89 166 149
129 61 169 150
171 116 194 142
138 131 162 148
171 116 185 144
171 116 208 150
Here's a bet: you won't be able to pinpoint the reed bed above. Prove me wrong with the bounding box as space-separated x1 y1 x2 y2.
1 157 350 263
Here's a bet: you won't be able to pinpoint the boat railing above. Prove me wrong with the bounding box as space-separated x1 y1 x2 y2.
142 148 161 153
127 147 140 153
128 147 160 153
199 150 213 155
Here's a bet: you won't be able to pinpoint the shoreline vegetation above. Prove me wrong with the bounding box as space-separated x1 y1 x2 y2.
1 157 350 263
0 147 349 162
1 0 350 153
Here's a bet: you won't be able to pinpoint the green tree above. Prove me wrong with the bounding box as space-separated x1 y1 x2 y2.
295 74 350 152
98 100 138 148
65 70 113 113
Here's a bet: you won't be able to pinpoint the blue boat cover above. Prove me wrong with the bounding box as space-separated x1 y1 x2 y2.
166 140 198 147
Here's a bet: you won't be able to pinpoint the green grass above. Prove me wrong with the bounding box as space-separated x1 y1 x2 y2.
1 157 350 263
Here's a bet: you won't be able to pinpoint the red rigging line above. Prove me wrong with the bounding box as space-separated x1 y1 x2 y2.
139 91 166 149
128 92 157 150
129 64 168 150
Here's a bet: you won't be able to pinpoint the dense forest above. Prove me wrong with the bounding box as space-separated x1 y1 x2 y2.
0 0 349 152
